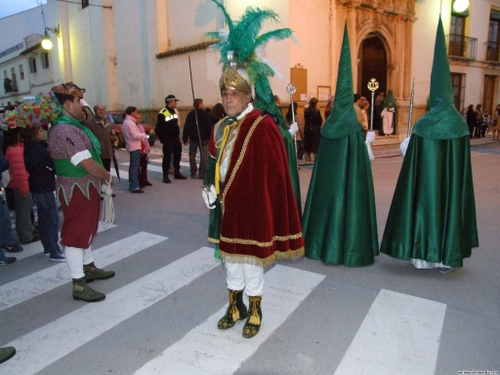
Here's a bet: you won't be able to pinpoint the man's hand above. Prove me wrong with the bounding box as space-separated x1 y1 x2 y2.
288 122 299 135
202 185 217 209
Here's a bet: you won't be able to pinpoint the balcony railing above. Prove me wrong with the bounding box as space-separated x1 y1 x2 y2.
484 41 500 62
446 34 477 60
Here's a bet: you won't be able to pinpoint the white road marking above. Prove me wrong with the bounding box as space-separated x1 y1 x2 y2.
134 265 325 375
12 222 117 261
1 247 218 375
0 231 167 311
333 289 446 375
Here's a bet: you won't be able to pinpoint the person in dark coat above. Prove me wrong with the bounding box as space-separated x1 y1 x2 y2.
303 97 323 161
22 126 65 261
182 98 212 179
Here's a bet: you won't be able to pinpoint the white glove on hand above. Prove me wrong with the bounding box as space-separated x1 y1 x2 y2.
202 185 217 209
365 131 376 144
288 122 299 135
101 184 113 197
400 137 410 157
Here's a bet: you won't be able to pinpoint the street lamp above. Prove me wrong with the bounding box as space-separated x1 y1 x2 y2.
42 33 53 50
41 25 60 51
453 0 469 13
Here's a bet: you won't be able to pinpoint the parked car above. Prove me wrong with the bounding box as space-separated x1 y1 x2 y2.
105 112 156 148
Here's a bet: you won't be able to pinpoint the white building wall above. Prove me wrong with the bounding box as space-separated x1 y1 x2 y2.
3 0 500 121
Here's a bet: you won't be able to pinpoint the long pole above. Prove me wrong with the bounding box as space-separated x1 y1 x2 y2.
367 78 379 132
188 56 204 171
286 83 298 169
407 76 415 137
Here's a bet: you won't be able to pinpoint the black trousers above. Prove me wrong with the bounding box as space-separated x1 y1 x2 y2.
162 138 182 177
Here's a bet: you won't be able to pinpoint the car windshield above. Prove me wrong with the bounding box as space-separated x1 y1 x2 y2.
106 113 125 124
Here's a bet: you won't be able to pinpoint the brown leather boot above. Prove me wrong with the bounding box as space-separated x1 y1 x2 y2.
217 289 248 329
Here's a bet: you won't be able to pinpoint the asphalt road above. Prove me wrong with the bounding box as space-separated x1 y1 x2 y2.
0 140 499 375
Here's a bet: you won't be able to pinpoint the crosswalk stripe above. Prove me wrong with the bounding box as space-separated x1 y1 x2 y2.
1 246 218 375
0 231 167 312
13 222 117 261
134 265 326 375
333 289 446 375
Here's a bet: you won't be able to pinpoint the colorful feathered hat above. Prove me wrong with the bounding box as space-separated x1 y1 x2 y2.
208 0 297 124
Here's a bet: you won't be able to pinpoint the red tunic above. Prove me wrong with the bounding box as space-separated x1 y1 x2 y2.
208 109 304 267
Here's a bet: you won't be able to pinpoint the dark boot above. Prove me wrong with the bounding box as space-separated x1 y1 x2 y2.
72 277 105 302
242 296 262 339
174 171 187 180
83 262 115 282
217 289 248 329
0 346 16 364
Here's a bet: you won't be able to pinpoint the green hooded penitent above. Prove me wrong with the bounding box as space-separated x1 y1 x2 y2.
302 23 378 267
380 17 478 267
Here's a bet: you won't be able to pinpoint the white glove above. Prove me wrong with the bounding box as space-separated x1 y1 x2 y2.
101 183 113 197
400 137 410 157
288 122 299 135
365 140 375 161
202 185 217 209
365 131 376 144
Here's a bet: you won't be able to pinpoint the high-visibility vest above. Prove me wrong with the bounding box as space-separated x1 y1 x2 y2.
159 108 178 122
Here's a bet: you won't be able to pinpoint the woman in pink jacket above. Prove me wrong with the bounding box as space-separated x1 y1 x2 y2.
121 106 146 193
3 128 38 244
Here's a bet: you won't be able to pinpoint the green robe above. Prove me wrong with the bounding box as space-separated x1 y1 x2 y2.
302 132 379 266
380 18 479 268
380 136 478 267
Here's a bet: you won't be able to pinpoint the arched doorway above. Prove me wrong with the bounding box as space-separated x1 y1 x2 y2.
359 33 387 131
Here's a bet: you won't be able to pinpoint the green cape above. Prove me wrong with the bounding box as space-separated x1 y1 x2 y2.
302 23 378 266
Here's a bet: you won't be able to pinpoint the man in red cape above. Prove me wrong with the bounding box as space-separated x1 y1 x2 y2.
203 67 304 339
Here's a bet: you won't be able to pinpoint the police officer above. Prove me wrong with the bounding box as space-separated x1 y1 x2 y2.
155 95 187 183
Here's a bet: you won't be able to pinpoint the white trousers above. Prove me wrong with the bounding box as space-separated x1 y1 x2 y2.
225 262 264 297
65 246 94 279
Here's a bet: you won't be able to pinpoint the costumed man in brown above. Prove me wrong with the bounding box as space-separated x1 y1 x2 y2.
48 83 115 302
202 67 304 339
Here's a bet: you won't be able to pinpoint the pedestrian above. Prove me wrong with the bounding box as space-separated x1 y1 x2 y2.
491 104 500 140
466 104 475 138
204 1 304 339
3 127 39 244
324 95 334 120
380 90 396 136
0 156 20 265
48 82 115 302
137 114 152 187
302 23 378 267
374 91 385 131
353 93 363 125
474 104 483 138
122 106 146 193
380 18 478 273
21 125 65 262
85 104 114 172
182 98 212 179
155 95 187 183
209 102 226 128
482 110 490 137
303 97 322 161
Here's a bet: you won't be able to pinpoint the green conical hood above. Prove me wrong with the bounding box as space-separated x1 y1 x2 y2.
321 23 363 140
412 17 469 139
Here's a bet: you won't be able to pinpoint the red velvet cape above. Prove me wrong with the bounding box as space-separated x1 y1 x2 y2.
207 109 304 267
